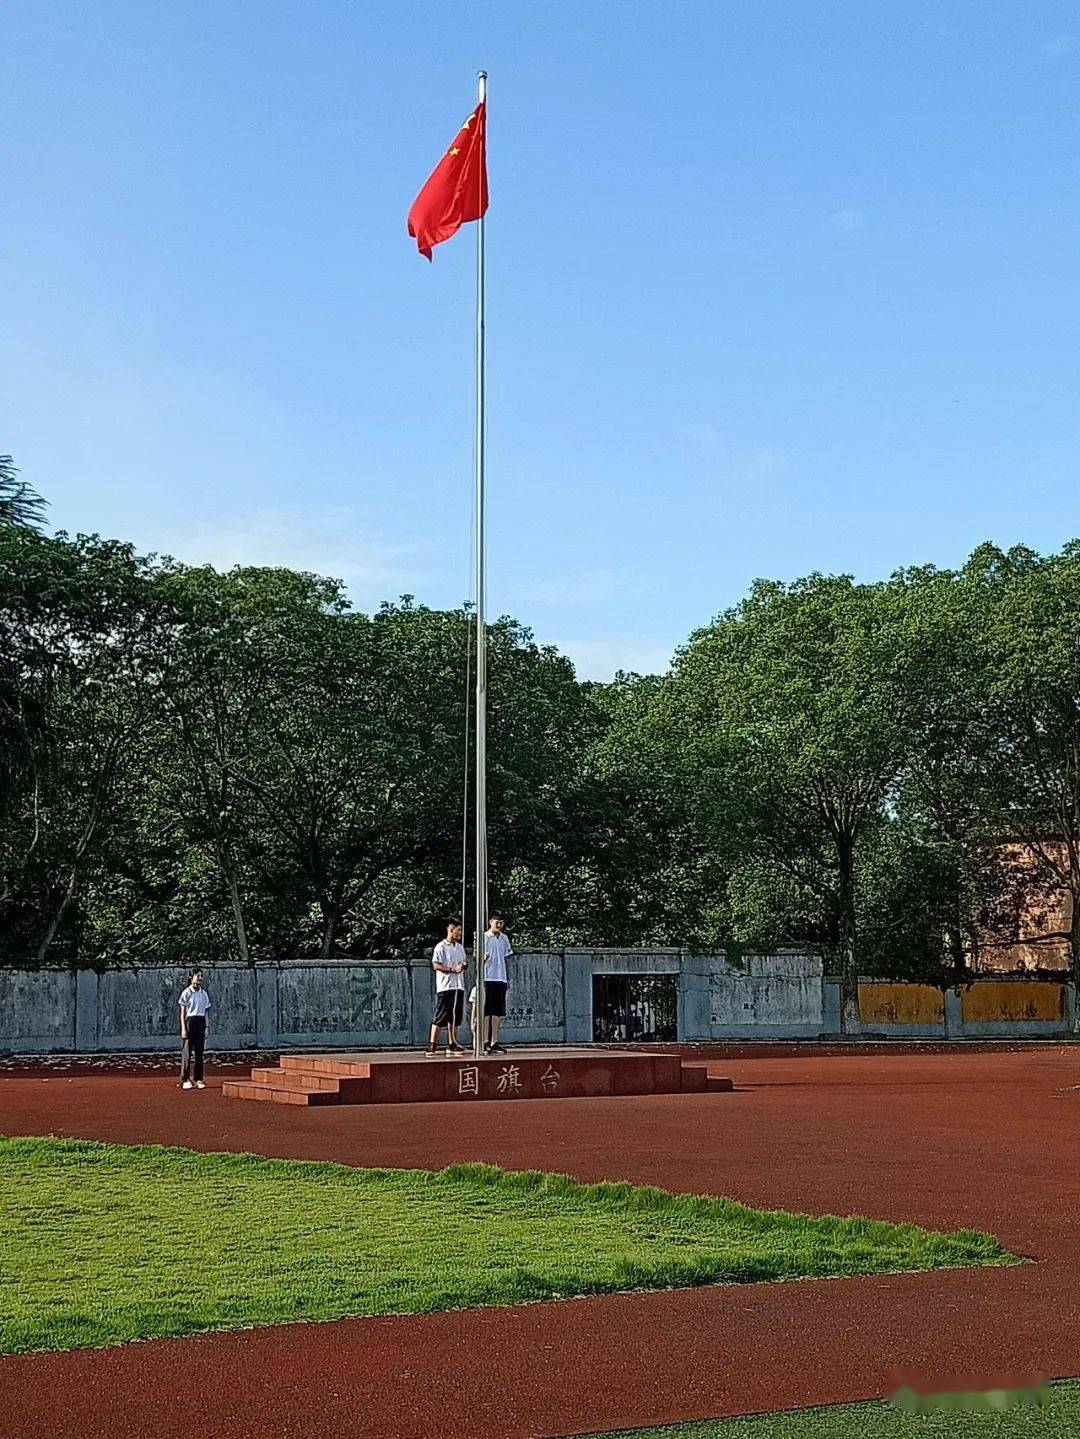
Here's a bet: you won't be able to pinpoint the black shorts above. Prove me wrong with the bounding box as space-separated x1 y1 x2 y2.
432 989 465 1027
484 980 508 1017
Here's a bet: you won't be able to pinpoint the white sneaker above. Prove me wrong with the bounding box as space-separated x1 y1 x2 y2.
182 1080 194 1090
195 1081 206 1089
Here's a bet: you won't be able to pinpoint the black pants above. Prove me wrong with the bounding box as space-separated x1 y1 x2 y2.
431 989 464 1028
181 1016 206 1082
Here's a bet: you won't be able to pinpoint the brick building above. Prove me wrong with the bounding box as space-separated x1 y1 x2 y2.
975 840 1073 974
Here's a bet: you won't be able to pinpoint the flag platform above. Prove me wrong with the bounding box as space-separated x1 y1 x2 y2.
222 1047 734 1107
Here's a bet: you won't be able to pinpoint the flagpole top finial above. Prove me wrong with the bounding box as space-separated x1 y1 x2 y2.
477 70 487 100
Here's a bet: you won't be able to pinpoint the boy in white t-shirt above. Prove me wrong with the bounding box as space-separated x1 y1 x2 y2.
178 968 211 1090
480 915 513 1054
427 920 468 1056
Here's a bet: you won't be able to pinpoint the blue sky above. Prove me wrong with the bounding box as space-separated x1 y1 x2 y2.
5 1 1080 678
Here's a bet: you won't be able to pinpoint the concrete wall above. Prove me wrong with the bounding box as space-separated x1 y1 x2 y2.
844 978 1077 1039
276 962 412 1049
0 968 77 1051
708 951 826 1038
94 966 259 1051
0 953 1075 1053
859 983 945 1027
564 949 684 1044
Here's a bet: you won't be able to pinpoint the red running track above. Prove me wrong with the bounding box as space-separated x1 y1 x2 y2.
2 1048 1080 1439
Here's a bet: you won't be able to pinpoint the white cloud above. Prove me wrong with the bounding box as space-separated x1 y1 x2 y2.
744 448 788 477
140 505 429 604
1037 33 1077 58
516 568 631 608
550 634 675 682
676 420 725 451
145 510 672 679
674 424 792 494
829 207 866 232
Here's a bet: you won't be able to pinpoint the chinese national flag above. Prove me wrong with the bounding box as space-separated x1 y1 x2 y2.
407 102 488 260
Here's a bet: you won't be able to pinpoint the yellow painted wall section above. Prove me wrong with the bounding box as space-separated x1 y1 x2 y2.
859 984 944 1025
961 982 1065 1024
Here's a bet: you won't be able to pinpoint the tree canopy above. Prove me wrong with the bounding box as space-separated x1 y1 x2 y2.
3 461 1080 1036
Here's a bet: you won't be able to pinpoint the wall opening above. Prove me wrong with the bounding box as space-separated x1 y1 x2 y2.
592 973 678 1043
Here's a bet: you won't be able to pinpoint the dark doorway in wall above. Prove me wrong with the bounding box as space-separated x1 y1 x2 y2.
592 973 678 1043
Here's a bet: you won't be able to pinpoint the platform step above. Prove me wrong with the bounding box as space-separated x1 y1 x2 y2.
280 1055 374 1079
679 1064 734 1093
250 1067 343 1092
245 1067 373 1104
221 1081 340 1106
224 1052 739 1108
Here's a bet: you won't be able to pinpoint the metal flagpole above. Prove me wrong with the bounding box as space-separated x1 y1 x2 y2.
472 69 489 1061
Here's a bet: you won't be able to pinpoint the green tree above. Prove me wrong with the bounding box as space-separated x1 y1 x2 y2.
963 542 1080 1008
148 563 345 965
660 573 944 1031
0 456 47 533
0 530 164 962
880 564 1000 987
160 591 591 961
565 672 729 948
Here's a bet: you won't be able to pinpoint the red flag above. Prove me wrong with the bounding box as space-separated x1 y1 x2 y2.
408 102 488 260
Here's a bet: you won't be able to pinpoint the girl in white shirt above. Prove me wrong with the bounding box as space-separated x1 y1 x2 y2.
178 968 211 1090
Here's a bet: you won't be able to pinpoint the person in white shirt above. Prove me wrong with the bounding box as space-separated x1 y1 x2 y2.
481 915 513 1054
427 921 468 1056
178 969 211 1090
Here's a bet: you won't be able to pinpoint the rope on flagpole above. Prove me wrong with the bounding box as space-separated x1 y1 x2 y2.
461 269 478 939
472 68 488 1060
460 602 472 936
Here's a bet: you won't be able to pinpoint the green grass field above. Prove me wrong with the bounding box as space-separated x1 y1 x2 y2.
595 1383 1078 1438
0 1135 1016 1354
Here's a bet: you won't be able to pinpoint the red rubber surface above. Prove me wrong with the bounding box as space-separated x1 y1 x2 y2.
2 1048 1079 1438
